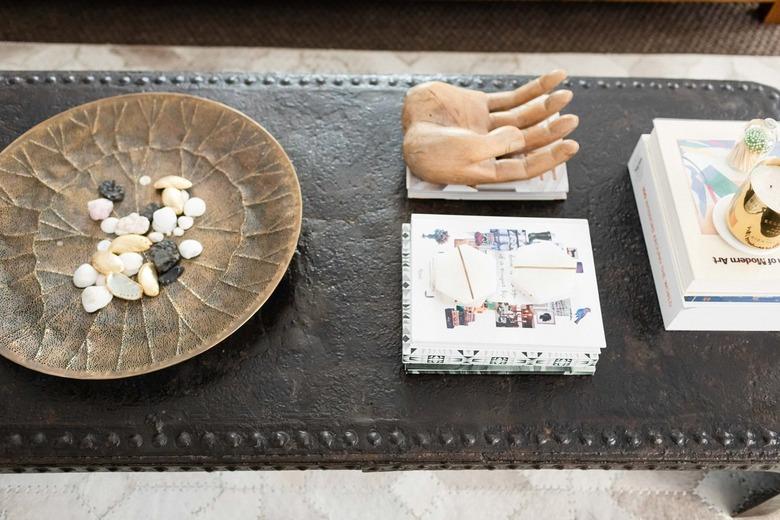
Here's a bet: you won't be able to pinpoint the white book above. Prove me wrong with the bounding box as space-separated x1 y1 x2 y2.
406 164 569 200
643 130 777 304
403 214 606 368
651 119 780 297
629 136 780 330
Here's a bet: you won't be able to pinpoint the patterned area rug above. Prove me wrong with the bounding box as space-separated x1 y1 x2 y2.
1 2 780 55
1 470 779 518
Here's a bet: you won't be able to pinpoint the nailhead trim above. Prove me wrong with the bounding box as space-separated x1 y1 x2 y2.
0 458 776 472
0 72 774 103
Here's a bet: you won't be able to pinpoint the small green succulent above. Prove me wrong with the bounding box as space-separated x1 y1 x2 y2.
744 126 773 154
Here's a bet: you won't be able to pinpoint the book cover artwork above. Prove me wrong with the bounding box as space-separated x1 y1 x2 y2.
410 215 603 350
677 138 780 235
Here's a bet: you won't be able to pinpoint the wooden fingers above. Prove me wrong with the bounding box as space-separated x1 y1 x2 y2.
493 140 580 182
472 125 527 161
513 114 579 153
489 89 573 130
486 69 567 112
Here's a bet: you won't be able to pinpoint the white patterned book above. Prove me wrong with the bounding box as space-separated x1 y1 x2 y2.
402 214 606 375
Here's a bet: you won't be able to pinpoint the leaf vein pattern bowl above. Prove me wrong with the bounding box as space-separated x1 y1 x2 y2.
0 92 302 379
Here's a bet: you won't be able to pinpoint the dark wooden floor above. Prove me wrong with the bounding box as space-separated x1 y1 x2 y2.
1 1 779 54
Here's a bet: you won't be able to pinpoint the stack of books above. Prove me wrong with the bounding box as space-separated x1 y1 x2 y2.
629 119 780 330
402 214 606 375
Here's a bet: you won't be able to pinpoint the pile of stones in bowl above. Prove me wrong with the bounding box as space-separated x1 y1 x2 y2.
73 175 206 313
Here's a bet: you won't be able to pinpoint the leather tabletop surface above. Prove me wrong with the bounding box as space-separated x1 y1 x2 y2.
0 71 778 471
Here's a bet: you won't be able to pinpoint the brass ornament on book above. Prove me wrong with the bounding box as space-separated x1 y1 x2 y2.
401 70 580 185
727 158 780 250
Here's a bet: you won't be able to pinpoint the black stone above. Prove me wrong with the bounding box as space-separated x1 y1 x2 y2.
147 239 180 274
98 180 125 202
157 265 183 286
140 202 162 221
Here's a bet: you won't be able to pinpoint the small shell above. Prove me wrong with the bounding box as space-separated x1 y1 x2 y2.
119 252 144 276
139 175 151 186
81 286 113 313
173 227 184 237
178 239 203 259
109 234 152 253
162 187 185 215
177 216 193 230
137 262 160 297
106 272 143 300
73 263 98 288
148 231 164 243
96 239 112 251
154 175 193 190
100 217 119 234
91 250 124 274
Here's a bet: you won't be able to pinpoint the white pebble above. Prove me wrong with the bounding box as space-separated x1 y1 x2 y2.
96 239 112 251
73 263 98 288
81 286 113 313
139 175 151 186
148 231 164 243
95 274 106 286
178 239 203 259
177 216 193 230
100 217 119 234
87 198 113 221
119 252 144 276
173 227 184 237
183 197 206 217
181 190 190 202
152 207 177 233
115 213 150 235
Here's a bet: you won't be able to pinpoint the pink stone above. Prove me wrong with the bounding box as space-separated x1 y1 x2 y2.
87 198 113 221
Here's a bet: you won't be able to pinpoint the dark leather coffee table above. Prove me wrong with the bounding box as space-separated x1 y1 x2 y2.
0 72 778 479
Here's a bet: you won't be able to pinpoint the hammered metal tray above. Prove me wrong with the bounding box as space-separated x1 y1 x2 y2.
0 92 302 379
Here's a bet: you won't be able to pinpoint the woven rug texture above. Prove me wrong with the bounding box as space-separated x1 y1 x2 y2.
1 1 779 55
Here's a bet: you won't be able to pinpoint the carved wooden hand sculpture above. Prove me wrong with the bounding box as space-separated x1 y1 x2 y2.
402 70 579 185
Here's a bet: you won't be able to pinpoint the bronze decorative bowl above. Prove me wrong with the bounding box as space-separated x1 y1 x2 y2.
0 92 302 379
